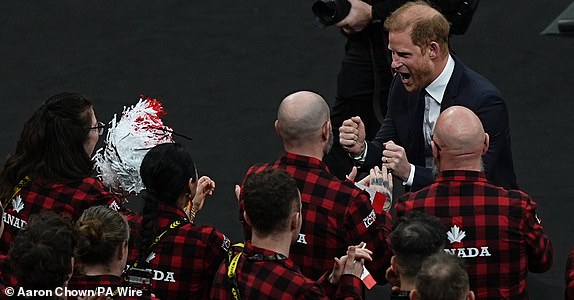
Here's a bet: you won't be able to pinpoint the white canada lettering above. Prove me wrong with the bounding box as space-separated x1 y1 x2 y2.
444 246 492 258
297 233 308 244
164 272 175 282
467 247 479 257
362 210 376 228
150 269 176 282
153 269 164 281
3 212 27 229
480 246 492 257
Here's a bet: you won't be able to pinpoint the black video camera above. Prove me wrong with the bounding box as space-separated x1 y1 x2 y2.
124 267 153 293
312 0 351 28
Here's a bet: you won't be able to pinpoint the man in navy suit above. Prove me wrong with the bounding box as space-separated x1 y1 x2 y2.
339 1 517 191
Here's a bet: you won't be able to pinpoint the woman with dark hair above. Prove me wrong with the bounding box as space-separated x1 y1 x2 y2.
69 205 130 293
137 143 230 299
0 92 116 255
5 211 76 299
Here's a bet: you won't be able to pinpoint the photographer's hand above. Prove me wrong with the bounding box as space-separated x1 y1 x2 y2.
336 0 372 33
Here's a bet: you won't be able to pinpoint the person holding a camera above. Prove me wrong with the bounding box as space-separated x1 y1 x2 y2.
320 0 408 180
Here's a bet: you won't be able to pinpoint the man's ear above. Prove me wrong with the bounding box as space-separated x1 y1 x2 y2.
482 133 490 155
431 140 439 159
427 41 440 59
467 290 476 300
243 211 252 227
290 211 301 232
409 289 419 300
321 120 330 141
275 120 281 137
391 255 401 276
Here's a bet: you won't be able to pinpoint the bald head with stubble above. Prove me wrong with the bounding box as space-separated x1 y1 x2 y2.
276 91 333 155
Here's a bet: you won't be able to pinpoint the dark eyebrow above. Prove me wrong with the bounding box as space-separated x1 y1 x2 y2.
395 50 411 57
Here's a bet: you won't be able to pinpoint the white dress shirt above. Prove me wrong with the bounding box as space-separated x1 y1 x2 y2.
404 54 455 186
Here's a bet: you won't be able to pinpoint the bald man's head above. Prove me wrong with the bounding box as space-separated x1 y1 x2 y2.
276 91 331 145
432 106 489 170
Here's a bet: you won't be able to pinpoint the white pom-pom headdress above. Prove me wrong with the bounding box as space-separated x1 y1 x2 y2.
93 96 174 196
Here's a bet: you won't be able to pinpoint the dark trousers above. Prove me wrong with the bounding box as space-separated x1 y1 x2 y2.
325 25 393 179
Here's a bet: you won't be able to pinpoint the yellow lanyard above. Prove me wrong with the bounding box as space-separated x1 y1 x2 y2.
3 176 31 210
132 217 189 269
226 243 245 300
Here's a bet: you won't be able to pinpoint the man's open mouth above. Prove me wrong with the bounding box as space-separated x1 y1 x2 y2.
398 72 411 80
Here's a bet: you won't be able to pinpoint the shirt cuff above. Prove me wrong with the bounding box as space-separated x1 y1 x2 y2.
349 141 368 164
402 164 415 186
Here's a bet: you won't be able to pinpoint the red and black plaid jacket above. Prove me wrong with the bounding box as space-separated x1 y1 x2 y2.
67 273 156 300
239 152 393 283
210 241 362 299
395 170 553 300
565 248 574 300
68 273 123 296
141 203 230 299
0 177 115 255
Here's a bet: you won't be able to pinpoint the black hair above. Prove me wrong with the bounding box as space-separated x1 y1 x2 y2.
7 211 76 290
138 143 197 254
391 210 447 277
0 92 94 201
242 168 300 236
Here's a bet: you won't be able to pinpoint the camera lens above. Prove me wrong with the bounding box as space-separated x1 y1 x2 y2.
312 0 351 27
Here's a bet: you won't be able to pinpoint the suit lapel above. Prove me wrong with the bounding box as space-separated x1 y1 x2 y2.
441 54 464 111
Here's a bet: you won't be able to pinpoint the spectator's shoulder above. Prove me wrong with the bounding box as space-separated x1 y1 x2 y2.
188 224 231 252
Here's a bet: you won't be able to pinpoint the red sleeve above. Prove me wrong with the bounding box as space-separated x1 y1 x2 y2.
523 197 553 273
344 190 393 283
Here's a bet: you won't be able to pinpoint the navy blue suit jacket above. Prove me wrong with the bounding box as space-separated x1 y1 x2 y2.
363 55 518 191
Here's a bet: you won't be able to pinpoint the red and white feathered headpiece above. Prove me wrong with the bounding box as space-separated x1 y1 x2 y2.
93 96 174 196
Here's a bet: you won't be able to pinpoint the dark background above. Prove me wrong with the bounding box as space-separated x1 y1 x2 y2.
1 1 573 298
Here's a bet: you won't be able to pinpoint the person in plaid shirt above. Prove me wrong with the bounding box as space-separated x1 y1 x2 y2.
0 93 115 256
138 143 230 299
4 212 77 298
212 168 369 299
68 206 131 297
239 91 394 283
395 106 553 299
565 248 574 300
